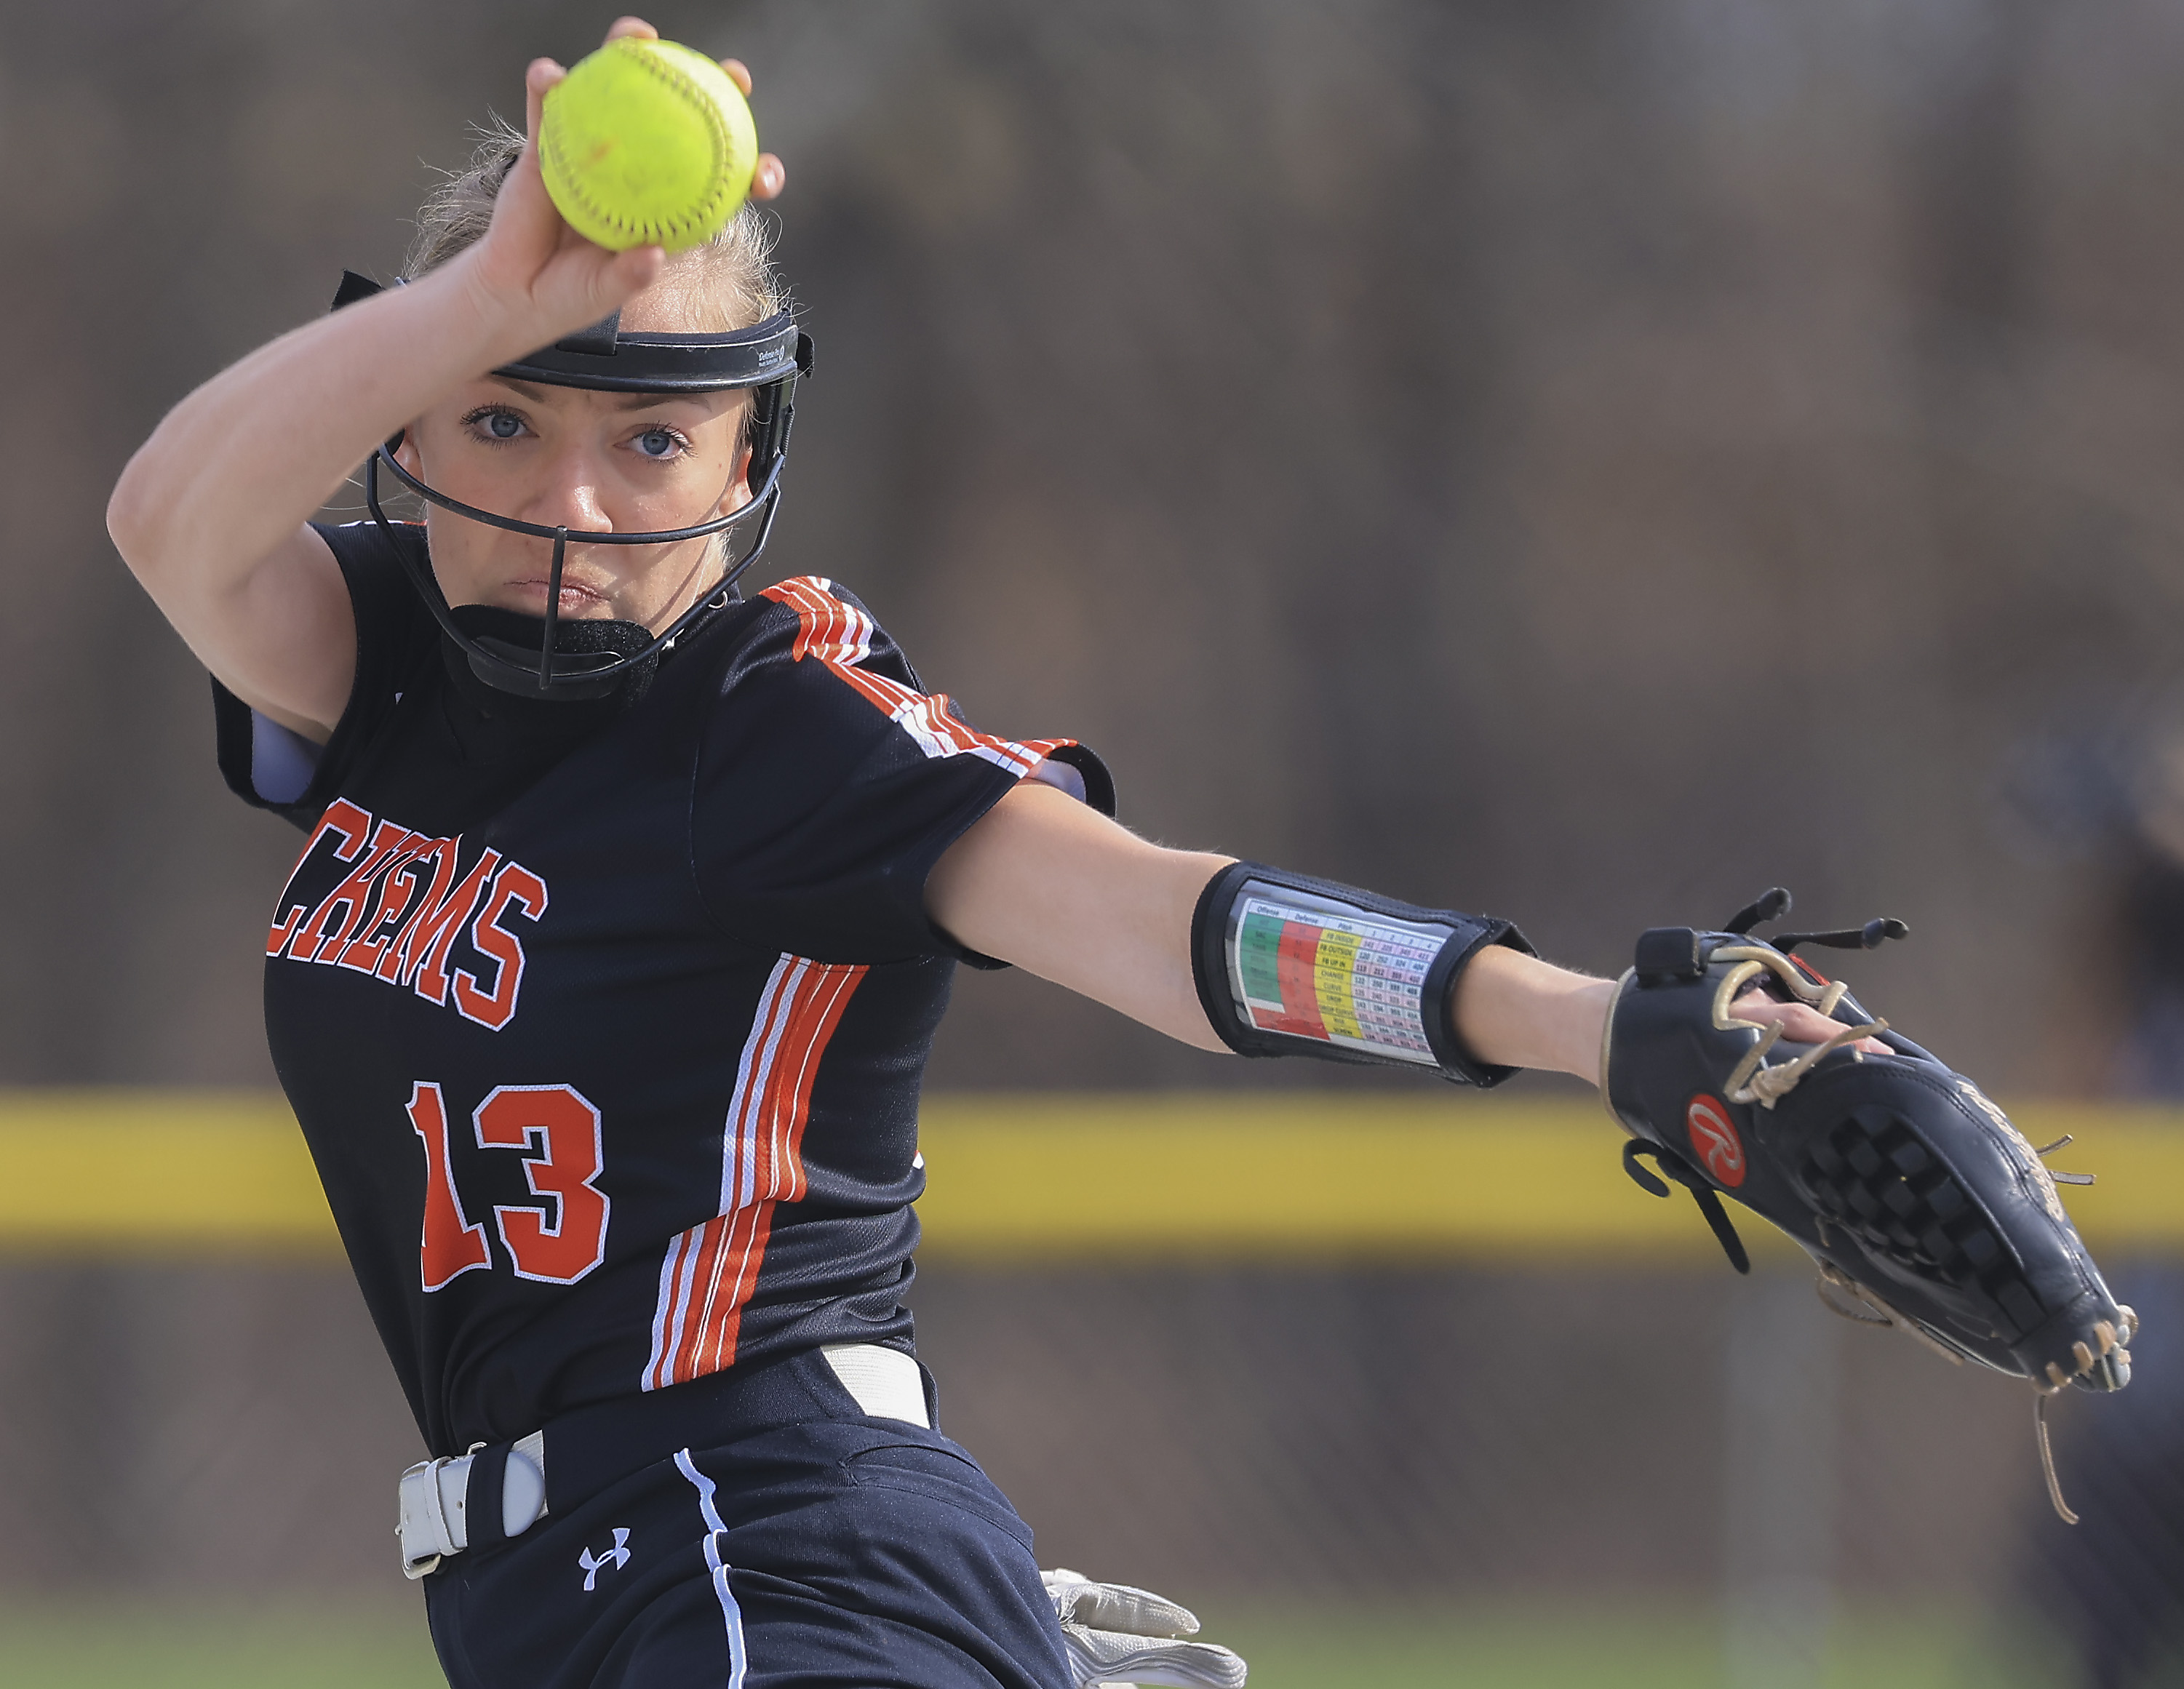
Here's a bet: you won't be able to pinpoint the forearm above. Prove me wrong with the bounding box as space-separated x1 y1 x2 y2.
108 255 530 587
930 783 1616 1080
926 782 1235 1051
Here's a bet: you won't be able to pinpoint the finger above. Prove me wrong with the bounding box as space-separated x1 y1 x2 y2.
607 16 660 44
525 57 565 144
720 57 754 96
1739 997 1888 1055
752 153 786 199
605 244 668 296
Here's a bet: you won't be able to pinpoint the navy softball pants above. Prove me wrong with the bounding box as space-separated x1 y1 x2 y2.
421 1349 1075 1689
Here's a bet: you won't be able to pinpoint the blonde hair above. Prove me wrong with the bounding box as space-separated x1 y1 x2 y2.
404 116 785 330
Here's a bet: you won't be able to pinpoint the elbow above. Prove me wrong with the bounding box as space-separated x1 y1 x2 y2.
105 453 167 582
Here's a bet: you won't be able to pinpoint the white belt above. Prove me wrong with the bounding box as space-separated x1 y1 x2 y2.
397 1429 549 1580
396 1343 927 1579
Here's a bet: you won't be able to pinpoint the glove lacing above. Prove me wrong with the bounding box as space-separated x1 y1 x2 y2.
1707 946 1888 1109
1811 1243 2137 1526
1622 898 2137 1526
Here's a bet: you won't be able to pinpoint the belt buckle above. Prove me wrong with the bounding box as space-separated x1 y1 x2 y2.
395 1434 549 1580
396 1454 470 1581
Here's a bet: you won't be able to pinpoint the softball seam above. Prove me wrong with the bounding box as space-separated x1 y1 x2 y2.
541 46 741 249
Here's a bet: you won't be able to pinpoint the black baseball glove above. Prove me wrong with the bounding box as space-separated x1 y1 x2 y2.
1602 888 2135 1521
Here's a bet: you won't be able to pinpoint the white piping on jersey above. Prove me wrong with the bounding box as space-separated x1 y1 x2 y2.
727 954 803 1213
709 959 861 1346
821 583 875 667
674 1450 748 1689
647 1226 701 1394
644 957 800 1391
643 953 866 1392
891 692 1032 775
761 576 1061 781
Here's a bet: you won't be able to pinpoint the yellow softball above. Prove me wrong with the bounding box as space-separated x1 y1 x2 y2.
539 37 758 252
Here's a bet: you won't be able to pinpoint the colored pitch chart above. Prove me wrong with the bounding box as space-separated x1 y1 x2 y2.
1235 896 1444 1063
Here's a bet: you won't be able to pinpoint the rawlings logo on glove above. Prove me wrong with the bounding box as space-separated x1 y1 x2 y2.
1602 887 2135 1522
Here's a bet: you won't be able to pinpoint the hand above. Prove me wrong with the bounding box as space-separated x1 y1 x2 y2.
1448 950 1887 1087
453 16 789 356
1729 991 1890 1055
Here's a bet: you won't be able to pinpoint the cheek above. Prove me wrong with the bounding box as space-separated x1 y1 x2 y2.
413 441 498 502
422 515 490 591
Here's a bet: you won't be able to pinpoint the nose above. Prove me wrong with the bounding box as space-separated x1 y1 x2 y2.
519 439 615 535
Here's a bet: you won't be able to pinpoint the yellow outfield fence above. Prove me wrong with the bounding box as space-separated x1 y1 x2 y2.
0 1089 2177 1263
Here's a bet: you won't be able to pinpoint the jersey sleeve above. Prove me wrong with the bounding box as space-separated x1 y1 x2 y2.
212 521 441 830
690 575 1115 966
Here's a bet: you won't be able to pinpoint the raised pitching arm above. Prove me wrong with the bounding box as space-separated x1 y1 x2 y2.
105 22 782 741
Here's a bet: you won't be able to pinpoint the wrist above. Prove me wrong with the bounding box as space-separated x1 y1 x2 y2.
1568 975 1617 1087
1449 946 1615 1085
434 247 558 370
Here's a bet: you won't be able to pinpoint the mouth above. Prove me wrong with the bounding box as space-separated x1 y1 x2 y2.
504 575 615 618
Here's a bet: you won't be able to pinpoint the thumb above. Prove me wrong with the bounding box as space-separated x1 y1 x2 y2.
602 243 667 298
550 242 665 329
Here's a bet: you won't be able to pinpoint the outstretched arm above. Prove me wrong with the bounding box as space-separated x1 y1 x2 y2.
925 781 1234 1051
928 780 1858 1083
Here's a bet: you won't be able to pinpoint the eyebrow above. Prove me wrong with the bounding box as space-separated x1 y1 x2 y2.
485 375 712 412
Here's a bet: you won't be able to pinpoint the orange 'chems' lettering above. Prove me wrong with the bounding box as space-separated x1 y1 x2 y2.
453 865 548 1031
401 849 503 1007
267 799 370 957
267 802 546 1031
292 820 419 963
376 839 458 984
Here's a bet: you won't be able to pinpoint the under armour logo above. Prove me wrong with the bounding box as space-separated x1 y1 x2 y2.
579 1528 631 1592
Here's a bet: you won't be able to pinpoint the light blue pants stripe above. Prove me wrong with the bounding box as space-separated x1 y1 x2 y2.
674 1448 749 1689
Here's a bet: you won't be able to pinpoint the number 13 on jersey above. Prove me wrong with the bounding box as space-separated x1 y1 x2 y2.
407 1081 611 1289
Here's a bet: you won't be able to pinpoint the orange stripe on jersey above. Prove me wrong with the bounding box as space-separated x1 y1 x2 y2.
643 954 866 1391
759 576 1068 779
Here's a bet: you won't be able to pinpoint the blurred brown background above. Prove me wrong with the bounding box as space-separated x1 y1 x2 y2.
15 0 2184 1094
5 1 2184 1684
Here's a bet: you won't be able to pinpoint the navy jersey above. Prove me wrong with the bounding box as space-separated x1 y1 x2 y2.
213 522 1111 1457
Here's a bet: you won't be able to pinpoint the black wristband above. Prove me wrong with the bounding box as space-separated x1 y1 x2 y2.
1189 861 1531 1087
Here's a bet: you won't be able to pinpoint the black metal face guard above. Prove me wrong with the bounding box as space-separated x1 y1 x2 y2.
331 271 811 699
364 442 783 698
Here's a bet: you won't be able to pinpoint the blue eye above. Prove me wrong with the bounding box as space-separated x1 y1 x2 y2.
487 412 522 440
635 428 680 459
